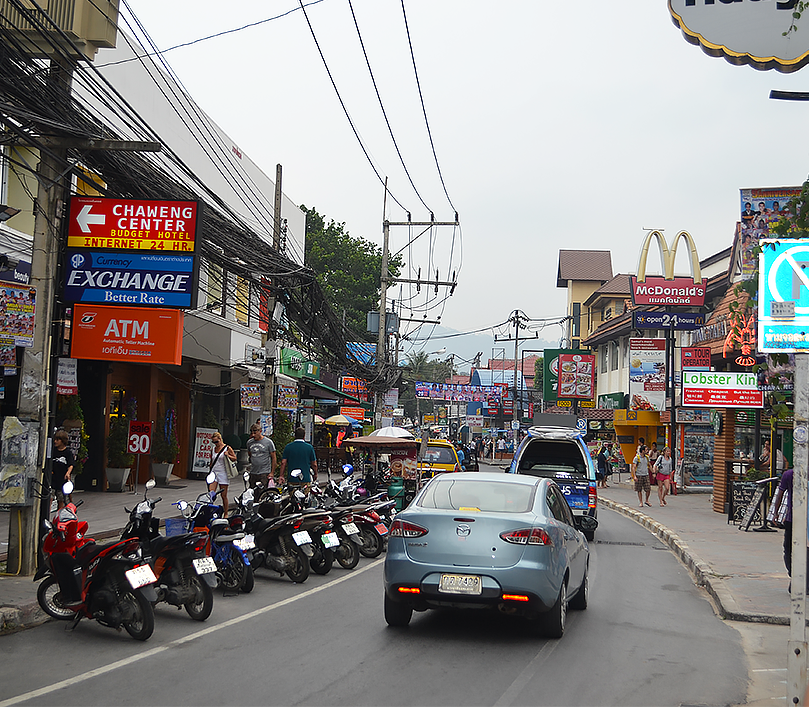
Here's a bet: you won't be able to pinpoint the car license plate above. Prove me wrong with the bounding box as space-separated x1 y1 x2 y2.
321 532 340 548
439 573 482 595
342 522 359 535
374 522 388 535
292 530 312 546
233 534 255 551
192 556 217 575
125 564 157 589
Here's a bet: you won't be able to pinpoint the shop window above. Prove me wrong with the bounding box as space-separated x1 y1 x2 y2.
235 275 250 326
600 345 608 373
205 260 224 315
610 341 619 371
571 303 581 338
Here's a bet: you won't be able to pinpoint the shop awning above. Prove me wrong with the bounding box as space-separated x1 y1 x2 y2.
300 376 362 403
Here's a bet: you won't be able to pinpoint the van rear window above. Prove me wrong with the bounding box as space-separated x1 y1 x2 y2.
517 439 588 478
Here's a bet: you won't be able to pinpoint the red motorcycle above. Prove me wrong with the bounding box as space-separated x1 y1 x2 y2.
35 482 158 641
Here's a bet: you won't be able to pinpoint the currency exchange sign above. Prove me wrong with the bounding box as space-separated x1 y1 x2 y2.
758 239 809 353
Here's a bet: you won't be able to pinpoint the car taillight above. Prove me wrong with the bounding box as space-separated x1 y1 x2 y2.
398 586 420 594
589 483 597 509
502 594 530 602
389 519 429 538
500 527 552 546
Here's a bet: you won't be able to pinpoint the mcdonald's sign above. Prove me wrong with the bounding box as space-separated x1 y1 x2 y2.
630 230 705 307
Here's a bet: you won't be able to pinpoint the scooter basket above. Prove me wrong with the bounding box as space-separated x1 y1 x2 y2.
164 518 187 536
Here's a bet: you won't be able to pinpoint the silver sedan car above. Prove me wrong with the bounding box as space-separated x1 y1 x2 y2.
383 472 594 637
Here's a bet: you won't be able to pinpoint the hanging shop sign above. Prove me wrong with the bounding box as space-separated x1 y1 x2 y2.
341 376 369 399
668 1 809 74
339 406 367 420
70 304 183 365
0 283 35 347
67 197 198 252
682 371 764 408
630 231 705 307
628 338 666 412
557 353 596 399
598 392 624 410
681 346 711 370
63 251 196 308
279 348 319 379
543 348 590 403
758 238 809 352
0 257 30 286
56 357 78 395
633 311 705 330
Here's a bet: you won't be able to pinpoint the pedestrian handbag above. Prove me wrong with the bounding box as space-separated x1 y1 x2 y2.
223 447 238 479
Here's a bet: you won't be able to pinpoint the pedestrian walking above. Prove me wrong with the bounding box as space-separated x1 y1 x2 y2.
596 443 610 489
654 446 674 506
247 423 277 486
280 427 318 485
208 432 237 516
51 429 74 511
632 444 652 508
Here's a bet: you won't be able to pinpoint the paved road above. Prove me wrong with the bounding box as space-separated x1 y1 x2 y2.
0 509 747 707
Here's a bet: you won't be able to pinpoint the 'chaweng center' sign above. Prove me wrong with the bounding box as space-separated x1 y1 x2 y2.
669 0 809 73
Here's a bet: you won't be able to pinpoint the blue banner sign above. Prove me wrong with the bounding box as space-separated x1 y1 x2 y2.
63 251 195 307
633 311 705 330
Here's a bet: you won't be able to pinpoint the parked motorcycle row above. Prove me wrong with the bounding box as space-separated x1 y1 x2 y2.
34 465 396 642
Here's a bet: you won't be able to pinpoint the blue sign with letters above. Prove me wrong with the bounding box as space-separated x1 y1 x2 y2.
63 251 195 308
633 311 705 330
758 238 809 352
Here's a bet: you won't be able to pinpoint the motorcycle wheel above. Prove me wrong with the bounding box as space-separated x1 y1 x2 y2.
336 538 360 570
359 527 383 558
310 546 334 575
285 546 310 583
122 590 155 641
241 565 255 593
184 575 214 621
220 545 248 592
37 576 77 620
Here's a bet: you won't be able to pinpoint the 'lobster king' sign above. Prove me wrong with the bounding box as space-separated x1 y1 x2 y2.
630 230 705 307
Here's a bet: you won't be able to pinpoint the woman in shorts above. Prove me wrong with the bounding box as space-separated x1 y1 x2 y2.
654 446 673 506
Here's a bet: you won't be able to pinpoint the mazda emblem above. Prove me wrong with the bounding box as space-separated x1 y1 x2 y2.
456 524 471 537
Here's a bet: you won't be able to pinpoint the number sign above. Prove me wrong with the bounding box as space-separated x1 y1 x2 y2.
128 421 152 455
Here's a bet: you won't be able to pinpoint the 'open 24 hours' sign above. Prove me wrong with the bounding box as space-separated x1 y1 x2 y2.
758 239 809 353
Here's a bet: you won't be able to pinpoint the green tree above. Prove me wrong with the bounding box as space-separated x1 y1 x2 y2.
302 206 403 337
533 356 544 391
399 351 457 422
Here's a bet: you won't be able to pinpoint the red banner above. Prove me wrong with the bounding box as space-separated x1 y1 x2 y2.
71 304 183 365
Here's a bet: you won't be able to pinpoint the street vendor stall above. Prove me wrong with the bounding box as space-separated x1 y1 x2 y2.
343 434 420 510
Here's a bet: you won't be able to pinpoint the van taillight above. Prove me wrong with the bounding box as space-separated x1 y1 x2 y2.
589 483 597 509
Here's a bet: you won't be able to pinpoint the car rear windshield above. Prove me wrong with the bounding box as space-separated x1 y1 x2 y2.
517 439 588 478
422 445 457 465
419 478 534 513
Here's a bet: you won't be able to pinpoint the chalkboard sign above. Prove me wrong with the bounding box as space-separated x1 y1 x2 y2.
729 481 762 526
739 485 767 531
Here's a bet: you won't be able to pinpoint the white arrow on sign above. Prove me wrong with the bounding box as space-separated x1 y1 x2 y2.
76 204 106 233
767 244 809 315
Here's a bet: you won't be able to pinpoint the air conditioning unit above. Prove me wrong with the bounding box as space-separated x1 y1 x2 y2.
0 0 120 61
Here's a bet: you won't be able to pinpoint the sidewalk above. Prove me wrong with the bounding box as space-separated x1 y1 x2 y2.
0 475 212 633
0 473 793 632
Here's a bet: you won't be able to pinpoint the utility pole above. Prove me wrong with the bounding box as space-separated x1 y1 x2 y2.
263 165 283 416
494 311 537 433
7 56 161 574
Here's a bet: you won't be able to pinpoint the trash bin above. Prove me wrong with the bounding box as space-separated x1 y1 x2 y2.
387 477 405 512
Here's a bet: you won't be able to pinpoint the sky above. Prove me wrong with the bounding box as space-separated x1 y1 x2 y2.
122 0 809 364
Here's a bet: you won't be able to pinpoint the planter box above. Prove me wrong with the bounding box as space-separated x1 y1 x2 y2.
151 462 175 486
106 467 131 492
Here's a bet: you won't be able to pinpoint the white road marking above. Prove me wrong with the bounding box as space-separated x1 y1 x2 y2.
0 558 384 707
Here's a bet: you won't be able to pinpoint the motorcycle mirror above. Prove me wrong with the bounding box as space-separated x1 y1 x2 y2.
177 500 189 511
243 471 250 481
145 479 156 491
62 480 74 495
291 469 303 479
294 489 306 500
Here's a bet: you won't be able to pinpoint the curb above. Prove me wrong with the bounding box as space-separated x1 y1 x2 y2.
598 497 788 626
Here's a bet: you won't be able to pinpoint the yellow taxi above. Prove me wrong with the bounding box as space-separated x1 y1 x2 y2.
416 439 462 479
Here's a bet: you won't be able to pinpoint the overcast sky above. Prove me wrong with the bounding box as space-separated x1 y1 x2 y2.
124 0 809 361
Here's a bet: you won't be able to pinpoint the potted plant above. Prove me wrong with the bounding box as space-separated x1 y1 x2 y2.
106 413 134 492
151 405 179 486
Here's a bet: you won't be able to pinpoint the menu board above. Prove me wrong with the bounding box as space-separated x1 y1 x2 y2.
557 353 595 399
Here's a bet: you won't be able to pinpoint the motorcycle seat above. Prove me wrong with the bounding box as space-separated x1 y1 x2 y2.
75 538 124 564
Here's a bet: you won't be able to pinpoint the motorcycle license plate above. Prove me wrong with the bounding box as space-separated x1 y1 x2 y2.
439 573 482 595
233 534 255 551
193 556 217 574
125 564 157 589
342 522 359 535
321 532 340 548
292 530 313 546
374 522 388 536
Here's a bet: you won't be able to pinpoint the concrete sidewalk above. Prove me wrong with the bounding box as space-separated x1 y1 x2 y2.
0 472 793 632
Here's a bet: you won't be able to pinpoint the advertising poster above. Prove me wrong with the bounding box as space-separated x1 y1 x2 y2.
681 423 714 487
739 187 800 280
240 383 261 411
628 338 666 411
341 376 368 401
192 427 217 473
414 381 495 402
0 336 16 375
0 284 36 347
276 385 298 411
557 353 596 399
543 349 590 403
389 448 418 479
56 358 78 395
